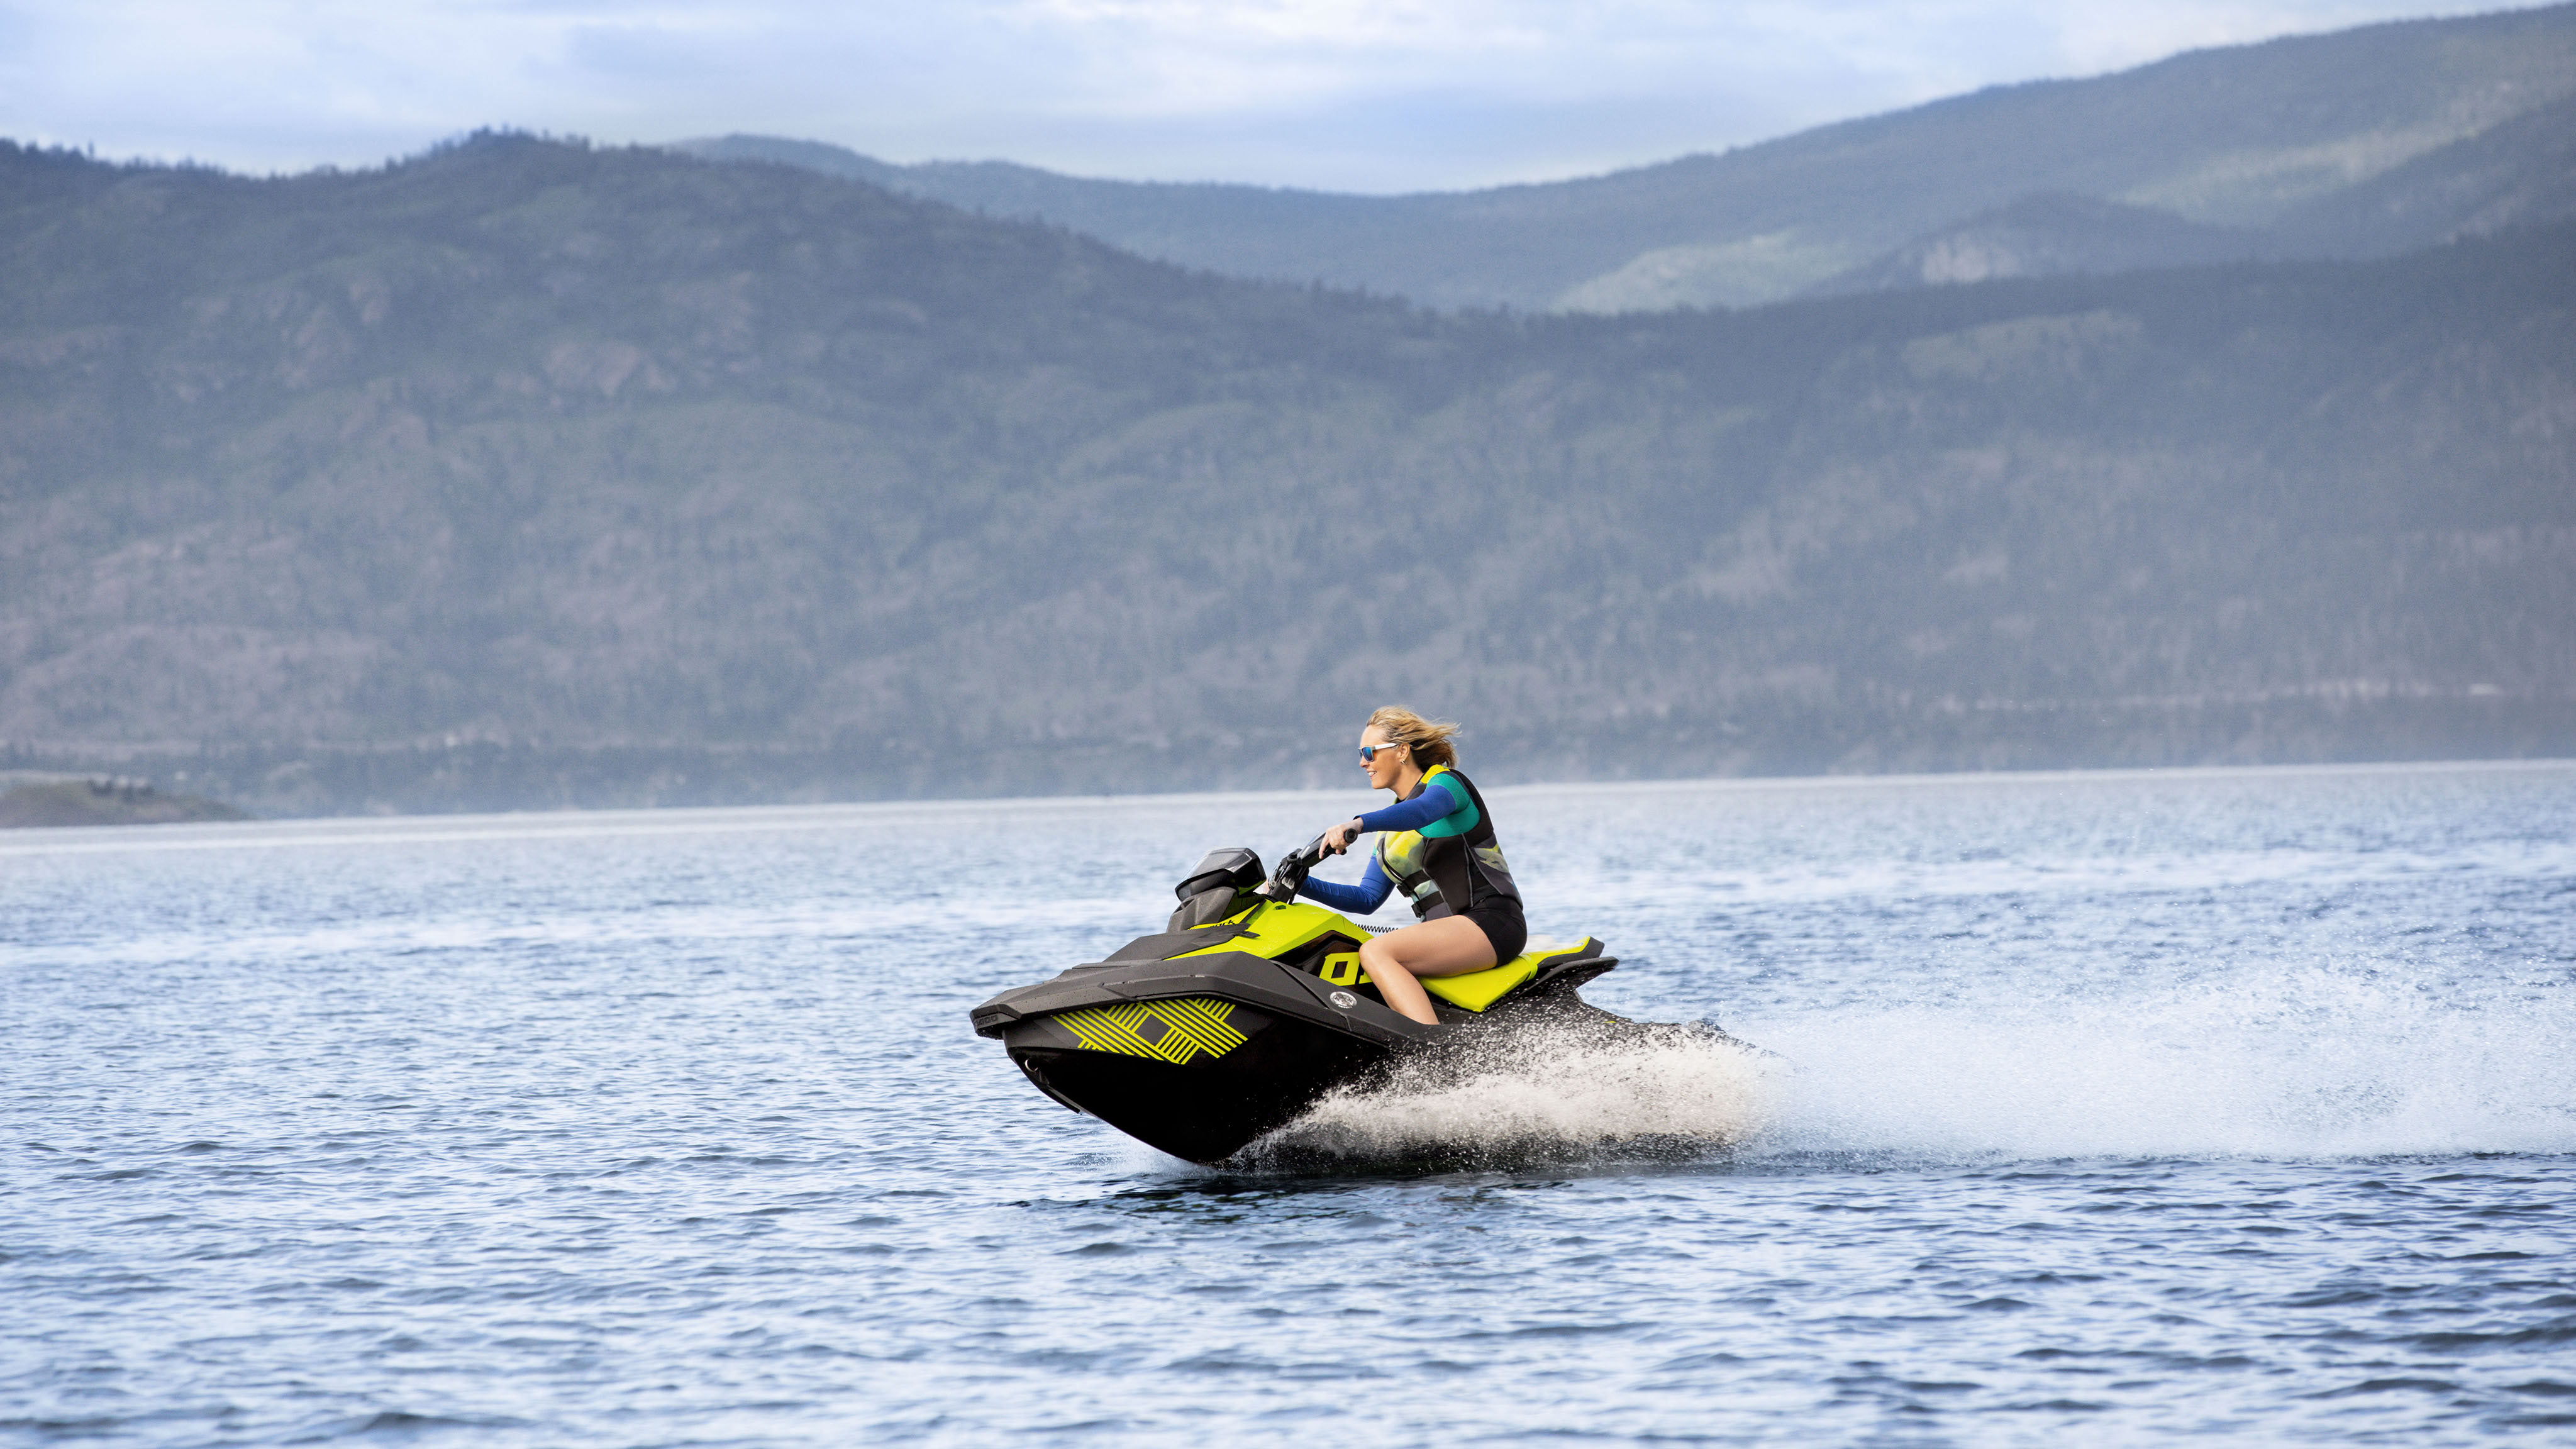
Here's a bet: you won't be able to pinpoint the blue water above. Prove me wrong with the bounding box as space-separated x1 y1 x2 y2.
6 762 2574 1445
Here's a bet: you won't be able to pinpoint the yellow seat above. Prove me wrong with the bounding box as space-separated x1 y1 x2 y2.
1419 936 1595 1012
1318 933 1599 1013
1420 955 1538 1011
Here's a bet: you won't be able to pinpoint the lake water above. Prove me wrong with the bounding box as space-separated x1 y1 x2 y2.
6 762 2573 1445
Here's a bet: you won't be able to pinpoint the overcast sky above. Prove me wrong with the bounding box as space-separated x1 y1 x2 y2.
0 0 2539 192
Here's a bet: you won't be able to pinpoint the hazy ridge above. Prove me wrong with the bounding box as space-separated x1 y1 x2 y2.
677 4 2576 312
2 126 2568 813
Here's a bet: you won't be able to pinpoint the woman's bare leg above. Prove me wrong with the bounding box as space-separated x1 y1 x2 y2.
1358 916 1499 1025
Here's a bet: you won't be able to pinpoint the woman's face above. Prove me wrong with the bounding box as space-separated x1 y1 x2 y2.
1358 726 1408 791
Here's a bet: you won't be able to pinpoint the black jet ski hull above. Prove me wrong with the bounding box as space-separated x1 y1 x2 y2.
972 915 1618 1164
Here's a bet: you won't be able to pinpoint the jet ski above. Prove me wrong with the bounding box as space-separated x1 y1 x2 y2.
969 839 1641 1164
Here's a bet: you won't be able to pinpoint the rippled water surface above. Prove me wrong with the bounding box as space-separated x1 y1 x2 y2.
8 762 2575 1445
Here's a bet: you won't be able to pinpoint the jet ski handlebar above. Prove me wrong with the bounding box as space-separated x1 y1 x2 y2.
1256 835 1332 900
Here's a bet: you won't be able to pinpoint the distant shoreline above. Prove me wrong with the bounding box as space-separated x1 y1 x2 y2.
0 777 250 829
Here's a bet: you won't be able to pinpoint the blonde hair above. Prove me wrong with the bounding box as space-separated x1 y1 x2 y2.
1365 706 1461 771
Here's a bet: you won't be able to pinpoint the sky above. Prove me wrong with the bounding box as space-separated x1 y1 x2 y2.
0 0 2541 193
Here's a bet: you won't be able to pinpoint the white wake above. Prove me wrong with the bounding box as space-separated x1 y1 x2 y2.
1240 1019 1787 1170
1228 960 2576 1170
1750 963 2576 1160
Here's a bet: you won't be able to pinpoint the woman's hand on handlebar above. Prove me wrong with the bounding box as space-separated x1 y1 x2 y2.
1321 819 1363 855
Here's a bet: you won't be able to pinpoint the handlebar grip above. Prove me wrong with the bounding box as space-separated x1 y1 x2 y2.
1266 835 1328 896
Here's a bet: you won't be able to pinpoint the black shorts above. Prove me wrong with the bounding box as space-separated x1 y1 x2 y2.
1462 901 1527 964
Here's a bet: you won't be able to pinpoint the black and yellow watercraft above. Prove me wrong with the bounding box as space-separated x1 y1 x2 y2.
968 841 1629 1163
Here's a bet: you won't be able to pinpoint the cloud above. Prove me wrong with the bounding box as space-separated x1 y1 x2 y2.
0 0 2538 190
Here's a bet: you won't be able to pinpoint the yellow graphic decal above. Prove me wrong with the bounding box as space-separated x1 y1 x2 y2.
1318 953 1368 987
1052 998 1248 1064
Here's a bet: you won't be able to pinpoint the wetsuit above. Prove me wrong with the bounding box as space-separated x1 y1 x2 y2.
1296 765 1527 963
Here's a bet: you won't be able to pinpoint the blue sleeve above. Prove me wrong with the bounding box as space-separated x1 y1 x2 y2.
1356 774 1467 835
1297 854 1394 914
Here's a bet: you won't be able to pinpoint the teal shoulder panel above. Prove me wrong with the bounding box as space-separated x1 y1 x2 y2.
1417 772 1479 839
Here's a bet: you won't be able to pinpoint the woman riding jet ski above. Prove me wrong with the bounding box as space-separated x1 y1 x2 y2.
969 709 1638 1163
1306 709 1524 1026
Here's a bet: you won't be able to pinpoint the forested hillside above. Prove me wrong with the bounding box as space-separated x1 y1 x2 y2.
1 136 2568 813
677 4 2576 311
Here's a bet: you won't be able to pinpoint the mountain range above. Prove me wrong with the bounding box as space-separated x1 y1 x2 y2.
2 7 2571 815
675 3 2576 312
